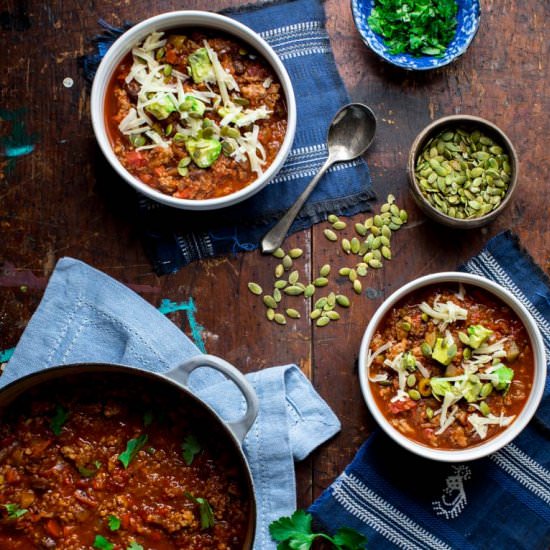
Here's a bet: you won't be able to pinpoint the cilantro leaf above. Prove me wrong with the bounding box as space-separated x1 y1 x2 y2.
50 405 69 435
269 510 367 550
185 492 215 529
107 514 121 531
181 434 201 465
127 543 144 550
118 434 148 468
3 503 28 519
368 0 458 57
93 535 114 550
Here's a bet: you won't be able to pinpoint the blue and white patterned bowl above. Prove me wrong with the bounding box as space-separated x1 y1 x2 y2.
351 0 481 70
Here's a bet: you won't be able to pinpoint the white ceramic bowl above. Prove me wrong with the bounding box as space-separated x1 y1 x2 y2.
91 11 296 210
358 272 546 462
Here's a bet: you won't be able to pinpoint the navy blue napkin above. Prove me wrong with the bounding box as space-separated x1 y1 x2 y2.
309 231 550 549
82 0 375 275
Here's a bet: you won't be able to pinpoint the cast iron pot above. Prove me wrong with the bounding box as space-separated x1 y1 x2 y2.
0 354 259 548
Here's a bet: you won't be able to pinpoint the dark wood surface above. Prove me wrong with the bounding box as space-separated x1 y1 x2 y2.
1 0 549 512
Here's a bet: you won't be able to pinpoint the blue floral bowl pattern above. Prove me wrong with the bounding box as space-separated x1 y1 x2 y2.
351 0 481 70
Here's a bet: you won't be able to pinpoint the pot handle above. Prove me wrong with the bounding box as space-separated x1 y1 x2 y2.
165 354 259 444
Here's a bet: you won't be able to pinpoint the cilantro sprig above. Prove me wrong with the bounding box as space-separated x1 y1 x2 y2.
185 492 215 530
181 434 201 465
107 514 121 531
93 535 114 550
118 434 148 469
2 503 28 519
50 405 69 435
368 0 458 57
269 510 367 550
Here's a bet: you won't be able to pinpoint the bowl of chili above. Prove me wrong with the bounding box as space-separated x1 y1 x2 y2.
91 11 296 210
358 272 546 462
0 355 259 548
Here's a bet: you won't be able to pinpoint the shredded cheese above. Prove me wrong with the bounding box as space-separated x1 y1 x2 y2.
419 296 467 330
468 413 516 439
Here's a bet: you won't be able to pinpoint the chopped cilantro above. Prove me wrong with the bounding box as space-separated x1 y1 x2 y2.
77 464 98 478
127 542 144 550
368 0 458 57
181 434 201 465
2 503 28 519
185 493 215 530
107 514 121 531
269 509 367 550
93 535 114 550
50 405 69 435
118 434 148 469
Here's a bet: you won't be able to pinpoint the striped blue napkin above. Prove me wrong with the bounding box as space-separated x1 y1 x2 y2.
309 231 550 549
82 0 375 275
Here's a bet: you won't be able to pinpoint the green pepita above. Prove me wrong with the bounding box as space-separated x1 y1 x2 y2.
336 295 350 307
319 264 331 277
316 316 330 327
353 279 362 295
266 308 275 321
288 270 300 285
313 277 329 287
304 284 315 298
289 248 304 259
263 295 277 308
282 255 293 270
286 308 301 319
324 229 338 242
248 282 262 295
274 313 286 325
332 221 347 230
284 285 304 296
273 288 282 303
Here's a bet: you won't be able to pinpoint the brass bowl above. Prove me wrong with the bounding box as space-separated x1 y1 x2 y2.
408 115 519 228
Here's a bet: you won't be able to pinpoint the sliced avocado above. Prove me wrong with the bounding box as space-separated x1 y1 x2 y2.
466 324 493 349
188 48 213 83
185 138 222 169
145 94 177 120
462 374 482 403
180 96 206 118
492 365 514 392
431 337 457 366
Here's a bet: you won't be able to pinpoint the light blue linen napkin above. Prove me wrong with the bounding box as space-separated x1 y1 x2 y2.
1 257 341 549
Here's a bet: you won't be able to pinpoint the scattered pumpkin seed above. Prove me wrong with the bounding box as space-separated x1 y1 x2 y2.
420 342 432 357
339 267 351 276
479 401 491 416
349 269 357 282
272 248 285 259
333 221 347 230
286 308 301 319
480 382 493 398
368 258 383 269
273 288 282 303
356 264 368 277
315 297 328 309
274 279 288 289
313 277 329 287
336 295 350 307
326 311 340 320
274 313 287 325
355 223 367 236
328 214 339 223
406 374 416 387
350 237 360 254
310 309 322 320
408 389 421 401
248 282 262 295
319 264 331 277
316 316 330 327
263 295 277 308
304 284 315 298
381 246 392 260
289 248 303 259
353 279 362 294
266 308 275 321
284 285 304 296
288 270 300 285
341 239 351 254
275 264 284 278
282 255 293 270
324 229 338 242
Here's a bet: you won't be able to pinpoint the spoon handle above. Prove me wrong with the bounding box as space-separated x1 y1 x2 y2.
261 157 333 254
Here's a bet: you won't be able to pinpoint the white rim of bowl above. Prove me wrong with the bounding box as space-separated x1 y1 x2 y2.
358 272 546 462
91 11 297 210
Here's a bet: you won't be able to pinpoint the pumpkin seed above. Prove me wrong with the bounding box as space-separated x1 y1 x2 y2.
420 342 432 357
381 246 392 260
304 284 315 298
336 294 350 307
272 248 285 259
356 264 368 277
284 285 304 296
274 313 286 325
408 389 421 401
407 374 416 387
350 237 360 254
310 309 322 320
275 264 284 278
319 264 331 277
355 223 367 236
364 217 374 229
274 280 288 289
324 229 338 242
480 382 493 398
328 214 339 223
286 308 301 319
289 248 304 259
341 239 351 254
288 270 300 285
273 288 282 302
248 282 262 295
353 279 362 294
315 297 327 309
380 203 391 213
333 221 347 230
313 277 329 287
327 292 336 307
368 258 383 269
348 269 357 282
316 316 330 327
282 255 293 270
479 401 491 416
266 308 275 321
263 295 277 308
326 310 340 320
339 267 351 276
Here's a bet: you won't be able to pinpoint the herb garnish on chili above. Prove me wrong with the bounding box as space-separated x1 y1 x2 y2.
118 433 148 468
181 433 201 465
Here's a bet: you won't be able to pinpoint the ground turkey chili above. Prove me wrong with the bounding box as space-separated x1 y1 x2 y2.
105 29 288 200
366 283 534 449
0 373 251 549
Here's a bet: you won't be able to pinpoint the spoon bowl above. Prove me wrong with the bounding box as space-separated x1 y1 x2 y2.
261 103 377 253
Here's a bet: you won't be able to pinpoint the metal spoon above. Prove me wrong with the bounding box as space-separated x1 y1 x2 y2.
261 103 377 254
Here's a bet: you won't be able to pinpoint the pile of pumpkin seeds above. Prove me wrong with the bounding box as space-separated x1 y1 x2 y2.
247 194 408 327
414 127 512 219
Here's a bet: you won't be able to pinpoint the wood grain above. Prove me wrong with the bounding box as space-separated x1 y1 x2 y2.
1 0 549 515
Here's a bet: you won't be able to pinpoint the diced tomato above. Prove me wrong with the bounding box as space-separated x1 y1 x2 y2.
389 399 417 414
125 151 147 168
45 519 62 538
165 48 178 64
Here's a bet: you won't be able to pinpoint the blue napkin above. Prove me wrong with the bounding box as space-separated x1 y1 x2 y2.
82 0 375 275
1 257 341 550
310 231 550 549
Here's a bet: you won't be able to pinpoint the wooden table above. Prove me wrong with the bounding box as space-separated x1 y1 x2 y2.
1 0 549 513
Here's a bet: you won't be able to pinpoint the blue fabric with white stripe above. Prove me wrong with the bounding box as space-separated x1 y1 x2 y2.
134 0 375 274
309 231 550 549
